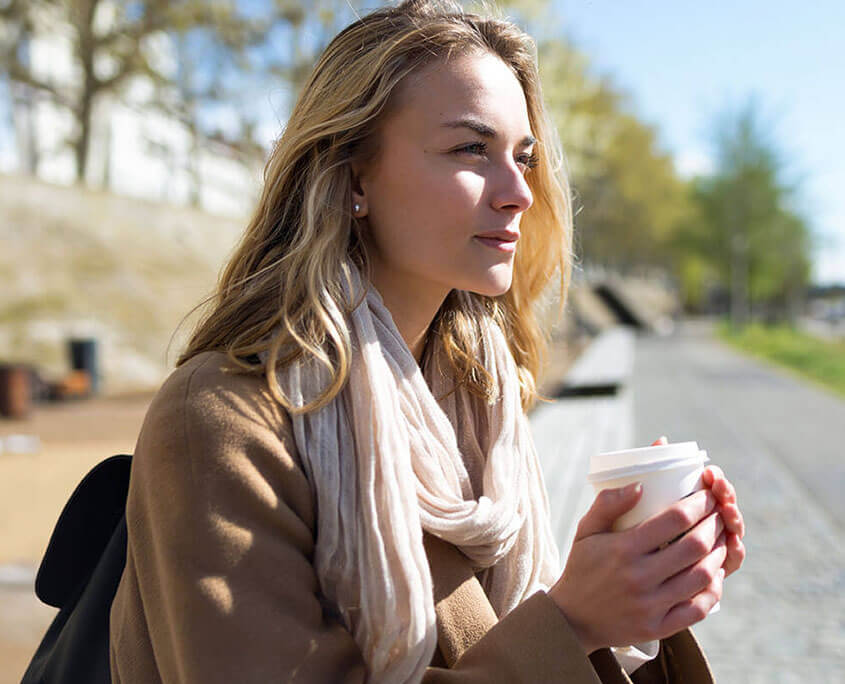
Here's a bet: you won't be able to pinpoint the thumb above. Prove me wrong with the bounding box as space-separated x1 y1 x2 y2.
576 483 642 540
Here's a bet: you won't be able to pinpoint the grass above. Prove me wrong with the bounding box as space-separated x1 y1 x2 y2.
716 321 845 397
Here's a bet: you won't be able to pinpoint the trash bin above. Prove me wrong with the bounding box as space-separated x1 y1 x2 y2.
68 338 99 396
0 364 32 418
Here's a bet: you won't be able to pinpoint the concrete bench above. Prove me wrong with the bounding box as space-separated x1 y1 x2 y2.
550 327 635 398
530 327 636 554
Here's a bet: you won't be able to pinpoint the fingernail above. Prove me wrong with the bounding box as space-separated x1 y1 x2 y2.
718 568 725 580
624 482 642 496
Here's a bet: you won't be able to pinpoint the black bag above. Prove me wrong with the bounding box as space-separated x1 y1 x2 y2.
22 454 132 684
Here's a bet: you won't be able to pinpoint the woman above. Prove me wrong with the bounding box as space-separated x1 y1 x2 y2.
109 1 745 682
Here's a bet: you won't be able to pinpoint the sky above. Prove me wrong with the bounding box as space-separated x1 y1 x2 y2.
550 0 845 285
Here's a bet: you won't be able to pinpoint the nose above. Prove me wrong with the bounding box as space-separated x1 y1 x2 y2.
491 160 534 214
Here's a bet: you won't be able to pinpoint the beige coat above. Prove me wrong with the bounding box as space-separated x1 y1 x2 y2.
109 351 715 683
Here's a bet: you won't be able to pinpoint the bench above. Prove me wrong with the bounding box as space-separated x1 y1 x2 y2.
530 326 636 554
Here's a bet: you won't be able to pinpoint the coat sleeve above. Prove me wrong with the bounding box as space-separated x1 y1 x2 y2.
587 628 715 684
423 590 603 683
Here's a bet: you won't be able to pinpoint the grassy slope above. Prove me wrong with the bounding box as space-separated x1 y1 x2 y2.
0 173 246 393
716 321 845 397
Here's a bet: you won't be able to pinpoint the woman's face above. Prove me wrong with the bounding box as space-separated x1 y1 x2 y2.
354 51 535 308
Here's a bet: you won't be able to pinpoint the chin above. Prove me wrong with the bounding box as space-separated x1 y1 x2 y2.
466 272 514 297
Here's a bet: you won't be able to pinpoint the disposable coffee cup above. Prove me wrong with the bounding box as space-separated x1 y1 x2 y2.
588 441 709 532
588 441 720 613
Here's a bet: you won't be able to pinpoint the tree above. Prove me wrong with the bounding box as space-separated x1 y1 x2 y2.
0 0 264 184
0 0 371 189
0 0 41 173
677 98 812 324
538 39 691 272
148 6 268 205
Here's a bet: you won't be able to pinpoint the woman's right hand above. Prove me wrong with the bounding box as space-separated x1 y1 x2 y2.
548 483 727 654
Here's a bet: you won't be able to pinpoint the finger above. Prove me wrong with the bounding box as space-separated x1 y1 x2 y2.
719 502 745 538
655 532 727 607
702 464 726 489
714 477 737 504
704 466 737 503
575 482 643 540
704 464 724 481
723 532 746 577
647 512 724 583
631 489 717 553
659 568 724 636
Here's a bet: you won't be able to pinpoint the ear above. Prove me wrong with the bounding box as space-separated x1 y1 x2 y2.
349 162 368 218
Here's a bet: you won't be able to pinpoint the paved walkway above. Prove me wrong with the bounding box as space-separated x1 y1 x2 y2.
632 320 845 683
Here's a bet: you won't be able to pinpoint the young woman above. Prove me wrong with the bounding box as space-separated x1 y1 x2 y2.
109 1 745 682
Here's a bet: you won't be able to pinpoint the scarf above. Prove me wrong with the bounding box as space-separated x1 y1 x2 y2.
265 268 560 682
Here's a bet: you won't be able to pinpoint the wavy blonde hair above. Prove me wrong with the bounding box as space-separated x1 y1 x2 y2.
177 0 573 412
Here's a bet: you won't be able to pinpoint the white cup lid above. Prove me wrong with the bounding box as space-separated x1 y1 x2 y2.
590 441 702 476
587 453 708 483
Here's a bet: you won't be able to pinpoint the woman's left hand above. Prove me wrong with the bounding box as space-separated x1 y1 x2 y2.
702 464 746 577
651 437 746 579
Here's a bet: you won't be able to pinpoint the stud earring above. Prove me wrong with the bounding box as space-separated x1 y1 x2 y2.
353 203 361 214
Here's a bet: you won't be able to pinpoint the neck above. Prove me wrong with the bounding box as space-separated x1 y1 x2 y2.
367 271 449 364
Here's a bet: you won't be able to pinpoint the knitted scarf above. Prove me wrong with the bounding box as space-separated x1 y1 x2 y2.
267 268 560 682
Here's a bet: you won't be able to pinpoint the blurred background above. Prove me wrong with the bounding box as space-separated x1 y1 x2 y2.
0 1 843 682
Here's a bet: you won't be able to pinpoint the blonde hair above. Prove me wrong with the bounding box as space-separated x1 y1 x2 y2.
177 0 573 412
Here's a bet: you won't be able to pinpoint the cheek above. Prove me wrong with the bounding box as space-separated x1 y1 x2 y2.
370 164 482 257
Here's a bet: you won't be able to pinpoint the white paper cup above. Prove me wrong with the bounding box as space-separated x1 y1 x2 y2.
588 441 720 613
588 442 708 532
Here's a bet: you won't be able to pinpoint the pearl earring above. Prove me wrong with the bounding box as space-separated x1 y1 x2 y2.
353 203 361 213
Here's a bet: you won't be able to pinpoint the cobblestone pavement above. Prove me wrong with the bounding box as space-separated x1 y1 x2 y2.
632 320 845 683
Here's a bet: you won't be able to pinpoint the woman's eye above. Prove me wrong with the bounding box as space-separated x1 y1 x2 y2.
454 142 488 157
517 152 539 172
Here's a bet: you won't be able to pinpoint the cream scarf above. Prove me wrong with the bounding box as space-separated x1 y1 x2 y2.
267 269 560 682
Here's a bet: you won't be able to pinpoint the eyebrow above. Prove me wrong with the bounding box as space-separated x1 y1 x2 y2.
441 118 536 147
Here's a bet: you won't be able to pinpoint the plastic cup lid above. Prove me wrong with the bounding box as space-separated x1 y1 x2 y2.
587 453 707 483
589 442 704 478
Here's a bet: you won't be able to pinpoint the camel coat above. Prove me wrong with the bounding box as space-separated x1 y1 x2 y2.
109 351 715 683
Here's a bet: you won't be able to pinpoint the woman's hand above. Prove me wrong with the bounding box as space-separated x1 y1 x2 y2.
550 486 726 653
549 484 726 654
654 436 746 577
703 464 746 577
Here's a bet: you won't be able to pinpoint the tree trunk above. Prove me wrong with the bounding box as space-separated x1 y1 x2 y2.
73 93 92 183
71 0 97 184
187 116 202 208
730 231 749 329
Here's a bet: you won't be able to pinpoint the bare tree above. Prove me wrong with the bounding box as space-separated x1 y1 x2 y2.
0 0 256 183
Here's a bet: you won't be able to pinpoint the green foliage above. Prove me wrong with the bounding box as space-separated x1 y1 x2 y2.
538 40 692 271
717 321 845 397
676 100 813 318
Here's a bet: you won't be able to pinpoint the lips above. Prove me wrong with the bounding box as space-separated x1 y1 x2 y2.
473 230 519 253
474 230 519 242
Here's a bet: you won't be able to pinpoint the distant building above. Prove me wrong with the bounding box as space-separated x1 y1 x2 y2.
807 285 845 322
1 2 265 217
